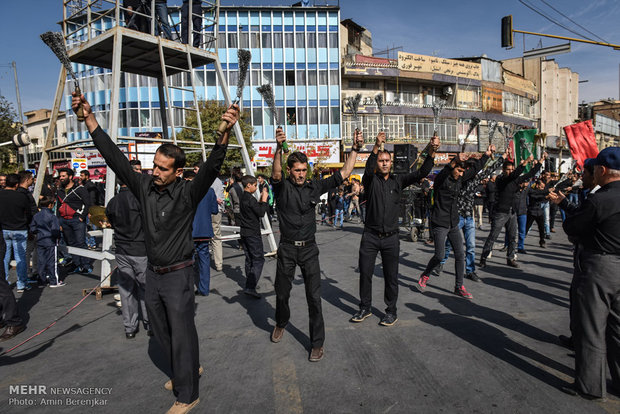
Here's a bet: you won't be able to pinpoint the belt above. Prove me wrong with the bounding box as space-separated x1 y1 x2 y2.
366 228 399 239
280 238 315 247
147 259 194 274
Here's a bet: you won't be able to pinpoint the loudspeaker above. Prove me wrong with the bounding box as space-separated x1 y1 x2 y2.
393 144 418 174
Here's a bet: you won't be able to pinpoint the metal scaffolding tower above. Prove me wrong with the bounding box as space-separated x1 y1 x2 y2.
34 0 277 289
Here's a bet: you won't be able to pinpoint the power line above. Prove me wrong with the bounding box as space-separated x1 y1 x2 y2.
518 0 596 42
538 0 609 44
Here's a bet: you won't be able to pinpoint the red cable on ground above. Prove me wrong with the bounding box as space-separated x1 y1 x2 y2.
0 271 113 356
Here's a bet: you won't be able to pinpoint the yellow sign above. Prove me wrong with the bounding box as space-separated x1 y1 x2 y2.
503 72 537 97
398 52 481 80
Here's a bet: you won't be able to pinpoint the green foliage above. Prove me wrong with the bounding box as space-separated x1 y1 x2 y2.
0 96 19 173
177 100 255 174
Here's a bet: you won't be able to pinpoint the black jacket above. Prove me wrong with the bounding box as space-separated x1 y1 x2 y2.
57 184 91 220
239 191 268 237
106 187 147 257
527 188 549 216
495 163 541 214
29 208 61 247
0 189 33 231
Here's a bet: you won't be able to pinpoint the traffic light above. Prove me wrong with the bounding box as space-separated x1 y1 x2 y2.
501 15 514 48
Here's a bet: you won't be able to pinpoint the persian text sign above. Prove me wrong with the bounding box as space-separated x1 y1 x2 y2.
398 52 481 80
253 142 339 167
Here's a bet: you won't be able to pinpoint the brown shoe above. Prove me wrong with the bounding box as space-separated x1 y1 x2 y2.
271 325 285 343
164 366 204 391
309 347 324 362
166 399 199 414
0 324 26 342
507 259 520 268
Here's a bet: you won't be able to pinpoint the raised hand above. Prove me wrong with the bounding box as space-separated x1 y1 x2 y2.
375 131 386 149
275 127 287 148
352 129 364 151
71 92 92 117
221 104 240 131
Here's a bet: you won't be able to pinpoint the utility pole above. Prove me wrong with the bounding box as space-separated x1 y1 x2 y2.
12 61 28 170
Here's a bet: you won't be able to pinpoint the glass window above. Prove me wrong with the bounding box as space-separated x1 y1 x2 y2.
262 71 273 84
253 108 263 126
217 34 226 49
229 71 238 87
152 110 161 128
329 69 339 85
194 70 205 87
273 32 283 48
318 33 327 48
319 70 328 85
206 71 216 86
128 74 137 87
296 70 306 85
328 33 338 48
308 107 318 124
330 107 340 124
227 33 238 48
308 71 317 85
251 70 260 86
306 33 316 48
297 107 307 125
274 70 284 85
285 33 294 47
250 33 260 48
286 108 296 125
320 107 329 124
285 70 295 85
239 32 249 48
129 109 139 127
295 33 304 48
261 33 271 48
140 110 150 127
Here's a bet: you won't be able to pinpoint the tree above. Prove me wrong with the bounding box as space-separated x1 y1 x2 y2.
0 95 19 173
177 100 255 174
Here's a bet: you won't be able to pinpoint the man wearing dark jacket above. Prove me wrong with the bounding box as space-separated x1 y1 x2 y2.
417 146 492 299
57 167 92 274
480 152 546 268
0 174 33 292
18 171 38 280
106 182 151 339
525 180 549 248
352 132 437 325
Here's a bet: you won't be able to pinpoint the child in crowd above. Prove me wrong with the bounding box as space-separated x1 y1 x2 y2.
30 196 64 287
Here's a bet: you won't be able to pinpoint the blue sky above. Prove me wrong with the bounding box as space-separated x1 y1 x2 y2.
0 0 618 114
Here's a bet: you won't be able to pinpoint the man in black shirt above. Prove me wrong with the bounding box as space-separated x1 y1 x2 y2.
57 167 93 274
479 152 546 268
239 175 269 298
552 147 620 401
72 92 239 413
270 127 362 362
0 174 33 292
18 171 38 281
485 175 497 224
106 180 151 339
416 146 492 300
351 133 438 326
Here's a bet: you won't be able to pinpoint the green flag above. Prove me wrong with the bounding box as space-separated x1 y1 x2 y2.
513 129 537 172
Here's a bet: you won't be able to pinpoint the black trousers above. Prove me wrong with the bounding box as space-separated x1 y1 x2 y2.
37 245 59 285
0 233 21 327
550 202 560 230
240 235 265 289
487 202 496 224
358 231 399 315
525 214 546 244
181 0 201 47
145 265 199 404
481 211 517 261
275 242 324 348
573 251 620 398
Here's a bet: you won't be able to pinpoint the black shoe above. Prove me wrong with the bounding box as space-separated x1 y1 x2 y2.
507 259 520 268
243 288 261 298
545 234 551 240
126 331 137 339
466 271 481 282
558 334 574 350
561 385 606 402
540 241 546 248
379 313 398 326
431 264 443 277
146 329 154 337
194 290 208 296
499 246 508 252
351 308 372 323
0 324 26 342
517 249 528 254
479 258 487 268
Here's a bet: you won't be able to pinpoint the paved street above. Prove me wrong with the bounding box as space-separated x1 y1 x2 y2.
0 218 617 413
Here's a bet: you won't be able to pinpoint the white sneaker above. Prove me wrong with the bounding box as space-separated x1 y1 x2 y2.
113 293 121 301
50 281 66 288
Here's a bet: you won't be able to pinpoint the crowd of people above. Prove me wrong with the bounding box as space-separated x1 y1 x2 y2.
0 89 618 413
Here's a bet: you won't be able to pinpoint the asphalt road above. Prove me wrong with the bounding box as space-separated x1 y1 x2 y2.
1 218 617 413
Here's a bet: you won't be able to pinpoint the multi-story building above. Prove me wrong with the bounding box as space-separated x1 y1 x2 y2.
339 19 537 167
579 99 620 149
58 3 342 169
24 109 70 166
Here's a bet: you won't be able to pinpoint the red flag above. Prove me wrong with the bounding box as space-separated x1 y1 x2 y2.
563 120 599 169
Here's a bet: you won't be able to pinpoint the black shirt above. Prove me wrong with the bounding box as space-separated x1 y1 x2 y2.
82 179 99 206
563 181 620 255
57 184 91 220
91 126 226 267
363 152 434 233
271 171 343 241
527 187 549 216
486 180 497 203
495 163 541 214
431 154 488 228
17 187 38 218
0 189 32 231
239 191 268 237
106 187 147 257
